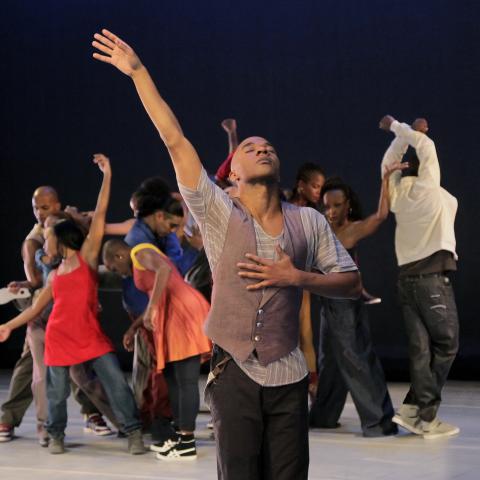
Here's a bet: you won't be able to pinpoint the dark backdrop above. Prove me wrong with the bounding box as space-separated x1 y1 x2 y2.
1 0 479 378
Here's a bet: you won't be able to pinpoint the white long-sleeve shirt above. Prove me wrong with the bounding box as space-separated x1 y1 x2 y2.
381 120 458 266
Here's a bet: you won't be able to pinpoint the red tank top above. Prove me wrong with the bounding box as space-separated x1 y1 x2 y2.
45 253 113 366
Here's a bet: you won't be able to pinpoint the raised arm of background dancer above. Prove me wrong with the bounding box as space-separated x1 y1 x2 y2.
133 248 171 329
221 118 239 154
81 154 112 268
0 283 53 342
390 120 440 186
238 247 362 299
104 218 135 236
9 239 43 291
346 162 409 243
92 29 202 189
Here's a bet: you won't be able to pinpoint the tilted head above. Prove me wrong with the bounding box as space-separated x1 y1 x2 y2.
134 177 184 237
32 186 61 227
321 177 363 228
294 162 326 205
43 212 76 258
102 239 132 277
229 136 280 186
52 219 86 257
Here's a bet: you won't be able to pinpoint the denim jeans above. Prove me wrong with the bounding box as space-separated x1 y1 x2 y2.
46 352 141 439
310 298 396 436
163 355 201 432
398 273 459 422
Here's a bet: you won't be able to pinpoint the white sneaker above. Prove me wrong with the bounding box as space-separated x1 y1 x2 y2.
0 288 31 305
392 404 423 435
422 419 460 440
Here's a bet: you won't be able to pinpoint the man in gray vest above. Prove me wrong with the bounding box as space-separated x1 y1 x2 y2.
93 28 361 478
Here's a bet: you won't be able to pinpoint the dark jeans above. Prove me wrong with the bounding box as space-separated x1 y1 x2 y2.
46 353 141 439
398 274 459 422
163 355 201 432
309 298 396 436
208 347 309 480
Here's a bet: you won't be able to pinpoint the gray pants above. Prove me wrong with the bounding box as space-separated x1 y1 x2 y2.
398 274 459 422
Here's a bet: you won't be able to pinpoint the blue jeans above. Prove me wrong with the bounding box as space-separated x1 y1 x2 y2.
46 353 141 439
398 273 459 421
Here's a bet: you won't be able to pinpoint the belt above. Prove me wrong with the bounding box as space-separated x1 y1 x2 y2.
400 272 448 280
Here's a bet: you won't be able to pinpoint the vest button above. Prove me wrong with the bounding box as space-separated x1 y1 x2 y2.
254 335 261 342
257 309 264 315
256 322 263 328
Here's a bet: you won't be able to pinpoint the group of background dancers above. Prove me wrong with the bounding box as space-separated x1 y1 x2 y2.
0 29 460 479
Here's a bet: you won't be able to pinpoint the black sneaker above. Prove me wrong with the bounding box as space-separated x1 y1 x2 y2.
150 435 180 453
155 435 197 462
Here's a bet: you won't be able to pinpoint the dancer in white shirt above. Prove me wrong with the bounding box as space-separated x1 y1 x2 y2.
380 115 459 439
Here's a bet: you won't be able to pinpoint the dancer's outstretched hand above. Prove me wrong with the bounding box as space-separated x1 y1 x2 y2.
92 29 142 77
0 324 11 343
93 153 111 176
237 246 299 290
383 161 409 178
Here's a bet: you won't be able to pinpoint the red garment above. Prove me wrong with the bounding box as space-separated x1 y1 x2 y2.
215 151 235 182
132 244 211 371
45 253 113 366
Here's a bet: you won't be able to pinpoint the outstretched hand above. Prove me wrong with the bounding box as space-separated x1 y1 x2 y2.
383 161 410 178
93 153 111 175
92 29 142 77
0 325 11 343
237 246 299 290
221 118 237 133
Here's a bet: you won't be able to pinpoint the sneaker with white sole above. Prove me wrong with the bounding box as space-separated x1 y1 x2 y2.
84 414 114 436
392 404 423 435
150 435 180 453
0 424 13 442
422 418 460 440
156 435 197 462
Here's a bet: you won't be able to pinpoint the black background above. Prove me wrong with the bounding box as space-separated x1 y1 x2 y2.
1 0 479 378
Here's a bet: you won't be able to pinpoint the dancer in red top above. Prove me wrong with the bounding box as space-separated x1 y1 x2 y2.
102 239 211 461
0 154 145 456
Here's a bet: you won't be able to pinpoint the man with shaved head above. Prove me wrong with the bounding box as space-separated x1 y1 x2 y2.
1 186 113 443
94 30 361 477
0 186 60 443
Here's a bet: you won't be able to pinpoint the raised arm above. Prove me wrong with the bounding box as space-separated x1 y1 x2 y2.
390 119 440 187
221 118 239 154
345 162 409 244
104 218 135 236
81 154 111 268
0 284 53 342
92 29 203 189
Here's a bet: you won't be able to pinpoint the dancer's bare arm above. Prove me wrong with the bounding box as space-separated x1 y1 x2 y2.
81 154 112 268
342 162 408 245
221 118 239 154
133 248 171 329
92 29 202 189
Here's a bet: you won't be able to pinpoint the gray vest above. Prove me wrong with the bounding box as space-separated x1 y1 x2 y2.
205 200 308 366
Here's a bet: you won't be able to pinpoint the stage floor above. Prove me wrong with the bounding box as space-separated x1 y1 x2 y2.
0 372 478 480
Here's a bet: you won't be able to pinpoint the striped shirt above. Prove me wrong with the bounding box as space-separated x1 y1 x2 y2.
179 168 357 386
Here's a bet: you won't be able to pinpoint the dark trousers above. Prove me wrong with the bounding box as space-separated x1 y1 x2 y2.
208 350 309 480
398 274 459 422
163 355 201 432
0 338 33 426
46 353 141 439
309 298 396 436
